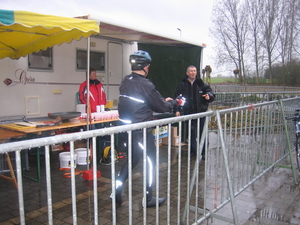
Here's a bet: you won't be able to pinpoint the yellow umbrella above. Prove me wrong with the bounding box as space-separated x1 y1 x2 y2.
0 9 100 59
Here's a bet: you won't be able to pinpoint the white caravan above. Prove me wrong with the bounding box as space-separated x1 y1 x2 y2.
0 20 205 119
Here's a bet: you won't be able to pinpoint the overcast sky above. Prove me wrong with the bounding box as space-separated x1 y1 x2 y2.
1 0 216 74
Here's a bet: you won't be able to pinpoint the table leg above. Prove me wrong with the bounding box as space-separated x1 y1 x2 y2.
22 148 41 182
0 153 18 189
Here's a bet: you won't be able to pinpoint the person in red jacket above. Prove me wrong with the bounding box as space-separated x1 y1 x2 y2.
79 68 107 113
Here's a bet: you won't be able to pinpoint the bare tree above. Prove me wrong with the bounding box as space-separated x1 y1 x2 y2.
210 0 248 84
260 0 284 84
277 0 297 84
245 0 265 82
210 0 300 85
294 1 300 56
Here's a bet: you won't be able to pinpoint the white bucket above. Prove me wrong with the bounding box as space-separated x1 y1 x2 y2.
75 148 90 165
59 152 77 168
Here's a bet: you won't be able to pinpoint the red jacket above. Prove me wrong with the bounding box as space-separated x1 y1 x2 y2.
79 79 107 113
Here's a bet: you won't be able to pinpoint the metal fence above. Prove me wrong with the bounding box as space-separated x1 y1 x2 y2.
0 97 300 224
181 97 300 224
211 91 300 110
213 85 300 93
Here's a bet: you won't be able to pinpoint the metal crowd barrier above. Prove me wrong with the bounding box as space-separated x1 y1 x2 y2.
0 97 299 225
212 91 300 110
181 97 300 224
213 85 300 93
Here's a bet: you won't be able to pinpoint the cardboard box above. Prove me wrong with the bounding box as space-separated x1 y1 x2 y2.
162 137 168 145
162 126 184 146
74 139 87 149
154 138 162 146
152 125 168 139
171 126 178 137
162 135 182 146
171 135 181 146
51 143 63 151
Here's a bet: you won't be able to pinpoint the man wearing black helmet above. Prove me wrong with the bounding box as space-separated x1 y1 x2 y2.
112 50 184 208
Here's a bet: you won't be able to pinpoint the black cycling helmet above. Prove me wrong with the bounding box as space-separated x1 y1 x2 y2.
129 50 152 70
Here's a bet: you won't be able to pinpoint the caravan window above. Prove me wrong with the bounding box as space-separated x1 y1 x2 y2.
76 50 105 71
28 48 53 70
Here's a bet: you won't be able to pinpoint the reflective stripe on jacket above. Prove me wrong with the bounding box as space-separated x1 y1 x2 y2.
79 79 106 113
118 72 177 124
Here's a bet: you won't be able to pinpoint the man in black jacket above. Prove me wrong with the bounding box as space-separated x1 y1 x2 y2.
174 65 215 158
113 50 182 208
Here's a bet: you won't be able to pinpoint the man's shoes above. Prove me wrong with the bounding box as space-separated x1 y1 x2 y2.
116 190 123 206
144 196 166 208
190 152 197 157
110 190 123 206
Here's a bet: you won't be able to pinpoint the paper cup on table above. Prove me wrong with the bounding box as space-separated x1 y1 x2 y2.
77 104 86 113
80 113 87 119
96 105 101 113
100 105 105 112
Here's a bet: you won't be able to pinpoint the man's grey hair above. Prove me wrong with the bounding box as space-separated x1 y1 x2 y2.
186 65 197 72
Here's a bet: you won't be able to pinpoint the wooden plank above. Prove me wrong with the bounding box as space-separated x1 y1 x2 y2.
0 128 26 139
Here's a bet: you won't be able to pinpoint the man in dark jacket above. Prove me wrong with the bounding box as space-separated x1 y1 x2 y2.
113 50 182 208
174 65 215 158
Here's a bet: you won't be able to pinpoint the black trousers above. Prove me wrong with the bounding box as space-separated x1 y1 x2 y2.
189 117 206 156
116 129 156 199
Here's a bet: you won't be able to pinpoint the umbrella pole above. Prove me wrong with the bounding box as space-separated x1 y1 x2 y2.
86 37 91 170
86 36 91 132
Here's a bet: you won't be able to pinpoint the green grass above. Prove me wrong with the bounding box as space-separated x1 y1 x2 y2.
209 77 236 84
204 77 270 85
208 77 270 85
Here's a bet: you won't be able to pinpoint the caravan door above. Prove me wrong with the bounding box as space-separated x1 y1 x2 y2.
107 42 123 107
